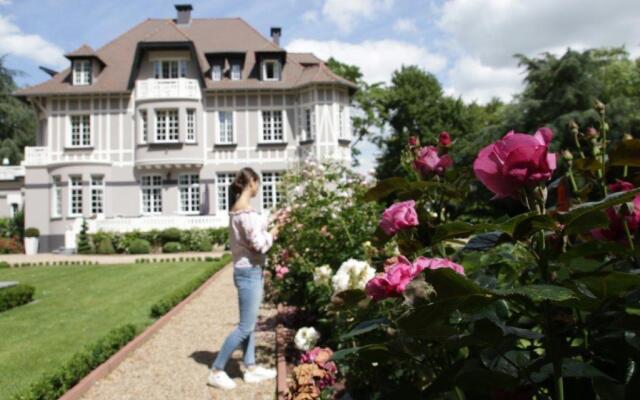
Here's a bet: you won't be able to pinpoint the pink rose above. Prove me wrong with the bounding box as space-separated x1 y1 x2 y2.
408 136 418 146
414 256 465 275
379 200 419 236
414 146 453 176
473 128 557 199
275 264 289 279
439 131 452 146
592 181 640 243
609 180 634 193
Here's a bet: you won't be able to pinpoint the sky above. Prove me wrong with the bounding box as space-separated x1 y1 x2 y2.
2 0 640 174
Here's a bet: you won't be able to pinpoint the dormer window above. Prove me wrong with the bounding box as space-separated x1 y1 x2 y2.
73 60 91 85
211 64 222 81
262 60 281 81
231 62 241 80
153 60 188 79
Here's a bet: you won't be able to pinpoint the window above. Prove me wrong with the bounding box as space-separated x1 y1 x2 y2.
153 60 188 79
69 176 83 217
155 110 179 142
140 110 148 143
141 175 162 214
211 64 222 81
90 175 105 215
186 109 196 143
216 173 234 211
52 176 62 218
70 115 91 147
302 108 315 141
262 172 282 210
338 105 349 139
262 60 281 81
178 174 200 214
218 111 234 144
261 110 284 142
73 60 91 85
231 62 241 80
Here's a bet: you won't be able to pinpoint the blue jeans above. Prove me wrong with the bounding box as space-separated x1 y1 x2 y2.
212 267 263 370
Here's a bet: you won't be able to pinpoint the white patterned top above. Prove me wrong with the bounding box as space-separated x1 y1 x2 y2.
229 209 273 268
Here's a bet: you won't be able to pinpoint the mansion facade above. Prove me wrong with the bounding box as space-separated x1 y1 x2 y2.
16 4 355 252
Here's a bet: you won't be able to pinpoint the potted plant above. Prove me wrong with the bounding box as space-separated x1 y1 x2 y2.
24 227 40 255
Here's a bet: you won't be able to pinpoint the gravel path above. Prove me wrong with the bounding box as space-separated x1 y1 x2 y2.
80 264 277 400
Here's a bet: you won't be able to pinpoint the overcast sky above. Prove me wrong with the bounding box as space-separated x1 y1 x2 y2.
2 0 640 173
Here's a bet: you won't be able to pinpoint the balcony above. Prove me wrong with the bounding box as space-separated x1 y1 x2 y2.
135 78 201 101
23 146 110 166
90 214 228 233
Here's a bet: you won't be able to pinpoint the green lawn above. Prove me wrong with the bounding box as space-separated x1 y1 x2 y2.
0 259 228 399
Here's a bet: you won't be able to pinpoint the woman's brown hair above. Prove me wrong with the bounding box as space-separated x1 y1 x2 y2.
229 167 260 207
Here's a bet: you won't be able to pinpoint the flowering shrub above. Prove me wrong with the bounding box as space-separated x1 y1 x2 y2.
331 259 375 294
270 102 640 399
294 326 320 351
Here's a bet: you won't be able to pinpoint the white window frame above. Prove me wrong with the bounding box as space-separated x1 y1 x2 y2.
261 60 281 81
73 59 91 85
338 105 349 139
155 109 179 143
153 59 188 79
52 176 62 218
68 114 92 148
231 62 241 80
217 111 235 144
186 109 196 143
140 175 163 215
139 110 148 144
68 176 83 217
216 173 235 212
302 107 315 142
211 64 222 81
260 110 284 143
261 171 282 210
178 174 200 214
90 175 105 215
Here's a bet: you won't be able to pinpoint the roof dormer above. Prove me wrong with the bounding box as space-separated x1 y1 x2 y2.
65 44 105 86
256 51 286 82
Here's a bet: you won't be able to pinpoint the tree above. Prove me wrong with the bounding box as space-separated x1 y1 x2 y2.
0 56 36 164
76 219 92 254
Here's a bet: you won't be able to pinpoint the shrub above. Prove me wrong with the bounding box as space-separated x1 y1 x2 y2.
0 261 9 269
162 241 182 253
95 237 116 255
9 209 24 239
128 239 151 254
0 237 22 254
150 254 230 317
196 237 212 252
160 228 181 243
0 284 35 312
24 227 40 238
14 324 137 400
76 220 92 254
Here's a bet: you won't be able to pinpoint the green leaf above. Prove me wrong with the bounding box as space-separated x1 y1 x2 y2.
512 214 557 239
423 268 487 299
340 318 388 340
364 177 407 202
563 209 610 235
610 139 640 167
463 231 511 251
331 344 389 362
494 284 577 302
559 241 630 263
432 221 478 243
330 289 367 308
557 188 640 225
576 272 640 299
574 157 603 172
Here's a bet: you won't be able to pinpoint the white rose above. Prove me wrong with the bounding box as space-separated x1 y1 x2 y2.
331 259 375 294
294 326 320 351
313 265 333 285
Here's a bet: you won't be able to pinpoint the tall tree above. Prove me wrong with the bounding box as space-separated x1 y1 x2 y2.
0 56 36 164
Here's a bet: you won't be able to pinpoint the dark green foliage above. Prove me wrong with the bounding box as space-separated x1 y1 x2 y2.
196 237 212 252
160 228 181 243
95 237 115 255
0 284 35 312
128 239 151 254
13 324 137 400
76 220 92 254
24 228 39 238
162 242 182 253
0 261 9 269
149 254 230 317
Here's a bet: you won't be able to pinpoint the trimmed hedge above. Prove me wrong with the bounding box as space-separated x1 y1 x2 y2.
162 242 182 253
149 253 231 317
0 261 9 269
0 284 35 312
160 228 181 243
13 324 137 400
128 239 151 254
24 228 40 238
95 237 116 255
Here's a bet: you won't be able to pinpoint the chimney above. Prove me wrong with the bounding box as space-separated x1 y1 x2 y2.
175 4 193 25
270 27 281 46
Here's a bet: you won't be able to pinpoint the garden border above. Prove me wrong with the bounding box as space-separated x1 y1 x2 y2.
276 303 295 400
57 261 232 400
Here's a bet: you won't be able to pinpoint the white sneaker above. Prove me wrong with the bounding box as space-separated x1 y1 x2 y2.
208 370 237 390
244 366 277 383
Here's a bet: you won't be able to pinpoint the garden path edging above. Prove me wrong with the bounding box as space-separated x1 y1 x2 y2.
276 303 295 400
57 262 232 400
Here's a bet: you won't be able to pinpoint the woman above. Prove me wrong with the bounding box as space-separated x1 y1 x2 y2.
208 167 280 390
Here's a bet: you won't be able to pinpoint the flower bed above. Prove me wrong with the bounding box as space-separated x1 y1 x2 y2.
267 104 640 399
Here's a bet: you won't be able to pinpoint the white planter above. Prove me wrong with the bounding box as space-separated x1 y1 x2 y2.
24 237 39 255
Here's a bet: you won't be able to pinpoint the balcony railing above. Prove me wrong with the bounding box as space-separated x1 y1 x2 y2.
91 214 228 233
135 78 201 101
23 147 110 166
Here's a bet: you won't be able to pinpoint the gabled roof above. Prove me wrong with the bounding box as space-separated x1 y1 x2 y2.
15 18 355 97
